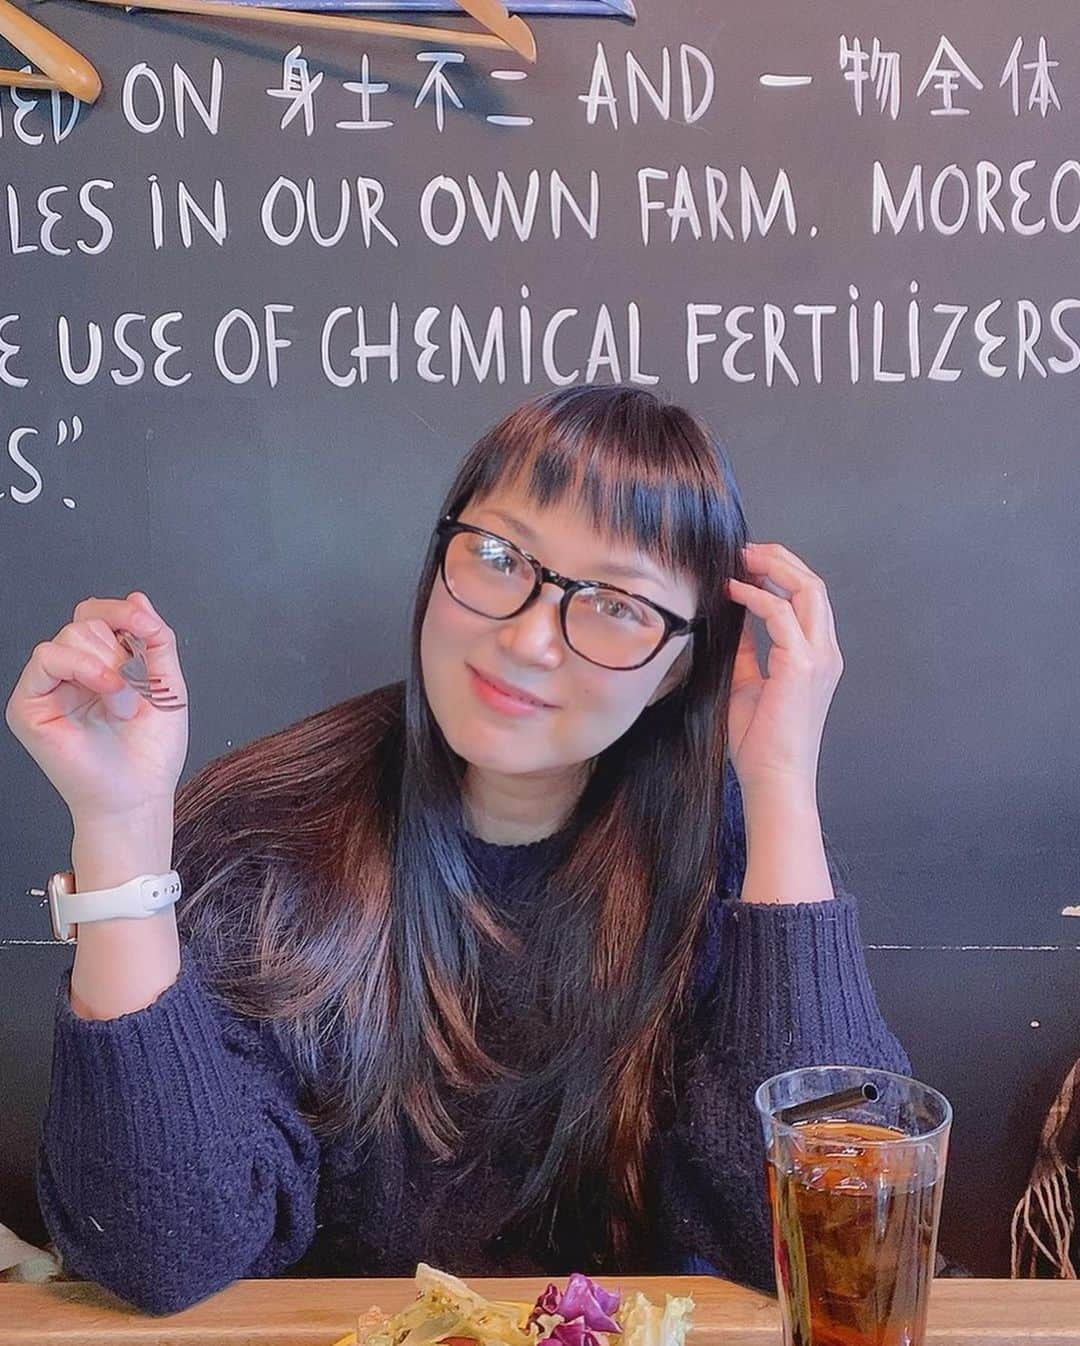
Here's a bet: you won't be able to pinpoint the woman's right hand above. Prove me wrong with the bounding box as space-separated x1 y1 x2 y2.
4 591 189 824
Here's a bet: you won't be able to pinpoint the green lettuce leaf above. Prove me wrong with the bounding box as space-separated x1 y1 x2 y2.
617 1292 694 1346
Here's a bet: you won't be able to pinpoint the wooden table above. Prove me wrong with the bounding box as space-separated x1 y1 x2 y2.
2 1275 1079 1345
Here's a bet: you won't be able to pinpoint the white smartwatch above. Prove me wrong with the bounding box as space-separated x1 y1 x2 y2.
46 870 182 944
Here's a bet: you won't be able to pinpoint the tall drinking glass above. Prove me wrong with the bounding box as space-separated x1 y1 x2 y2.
755 1066 952 1346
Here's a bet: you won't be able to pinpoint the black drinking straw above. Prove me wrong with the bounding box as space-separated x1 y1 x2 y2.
777 1082 880 1126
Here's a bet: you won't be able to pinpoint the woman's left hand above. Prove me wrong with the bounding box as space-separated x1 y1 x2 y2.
724 542 844 804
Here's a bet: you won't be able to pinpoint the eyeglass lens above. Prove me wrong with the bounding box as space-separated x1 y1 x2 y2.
443 531 667 669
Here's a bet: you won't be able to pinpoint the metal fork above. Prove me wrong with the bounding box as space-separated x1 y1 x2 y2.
115 629 187 712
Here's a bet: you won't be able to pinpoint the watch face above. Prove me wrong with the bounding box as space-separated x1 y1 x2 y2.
47 871 77 943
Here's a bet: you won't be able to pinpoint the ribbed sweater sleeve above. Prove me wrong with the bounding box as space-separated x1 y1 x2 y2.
35 941 320 1315
657 897 911 1290
655 764 911 1290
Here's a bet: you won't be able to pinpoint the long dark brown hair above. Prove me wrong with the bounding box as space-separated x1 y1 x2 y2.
173 383 751 1267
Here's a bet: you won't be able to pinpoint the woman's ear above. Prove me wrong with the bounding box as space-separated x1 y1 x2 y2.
646 641 693 708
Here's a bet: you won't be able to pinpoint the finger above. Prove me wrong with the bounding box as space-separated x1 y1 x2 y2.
54 618 127 664
127 590 167 635
17 639 128 704
73 594 161 644
51 621 150 719
52 636 144 719
74 593 183 684
726 577 810 658
744 540 815 577
740 547 834 648
123 592 182 666
747 544 841 647
731 611 762 685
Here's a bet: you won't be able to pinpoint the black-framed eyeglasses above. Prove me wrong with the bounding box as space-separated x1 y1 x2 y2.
434 515 703 671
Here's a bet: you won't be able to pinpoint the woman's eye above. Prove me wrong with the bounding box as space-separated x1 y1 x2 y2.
475 540 518 574
595 594 639 622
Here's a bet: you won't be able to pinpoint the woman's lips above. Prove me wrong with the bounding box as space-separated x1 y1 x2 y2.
467 665 557 716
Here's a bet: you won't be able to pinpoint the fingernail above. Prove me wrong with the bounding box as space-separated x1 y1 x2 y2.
105 685 141 719
132 613 158 633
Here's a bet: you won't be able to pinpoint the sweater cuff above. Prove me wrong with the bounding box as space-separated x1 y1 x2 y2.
710 894 890 1065
46 945 246 1178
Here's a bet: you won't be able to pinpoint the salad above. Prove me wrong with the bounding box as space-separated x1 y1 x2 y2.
330 1263 694 1346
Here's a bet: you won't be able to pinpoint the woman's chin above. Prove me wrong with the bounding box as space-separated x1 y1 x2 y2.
442 718 549 774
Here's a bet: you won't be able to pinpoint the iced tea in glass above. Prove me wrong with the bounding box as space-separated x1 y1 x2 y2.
755 1066 952 1346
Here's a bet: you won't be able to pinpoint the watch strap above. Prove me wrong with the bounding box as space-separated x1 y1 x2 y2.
48 870 182 943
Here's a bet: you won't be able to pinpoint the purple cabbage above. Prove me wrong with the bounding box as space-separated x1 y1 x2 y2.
531 1283 562 1322
546 1321 603 1346
529 1274 622 1340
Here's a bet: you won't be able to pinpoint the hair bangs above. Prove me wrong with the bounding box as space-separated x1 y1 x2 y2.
453 389 739 590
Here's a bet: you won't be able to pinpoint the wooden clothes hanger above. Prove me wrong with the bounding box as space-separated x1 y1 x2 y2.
0 0 102 99
0 0 534 104
444 0 536 61
76 0 535 60
75 0 535 59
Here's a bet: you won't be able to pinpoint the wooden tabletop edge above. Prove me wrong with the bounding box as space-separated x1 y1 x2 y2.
1 1275 1079 1343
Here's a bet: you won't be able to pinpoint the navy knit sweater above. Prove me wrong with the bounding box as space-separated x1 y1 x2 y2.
35 772 910 1316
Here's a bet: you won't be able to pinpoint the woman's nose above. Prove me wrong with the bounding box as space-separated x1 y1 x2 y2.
496 589 565 667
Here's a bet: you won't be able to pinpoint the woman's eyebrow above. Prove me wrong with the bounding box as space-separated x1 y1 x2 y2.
481 507 538 544
479 507 668 587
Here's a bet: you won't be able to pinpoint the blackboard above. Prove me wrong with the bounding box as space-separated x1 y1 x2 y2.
2 0 1079 1283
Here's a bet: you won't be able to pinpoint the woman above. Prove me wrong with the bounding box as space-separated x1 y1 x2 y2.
6 383 909 1315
